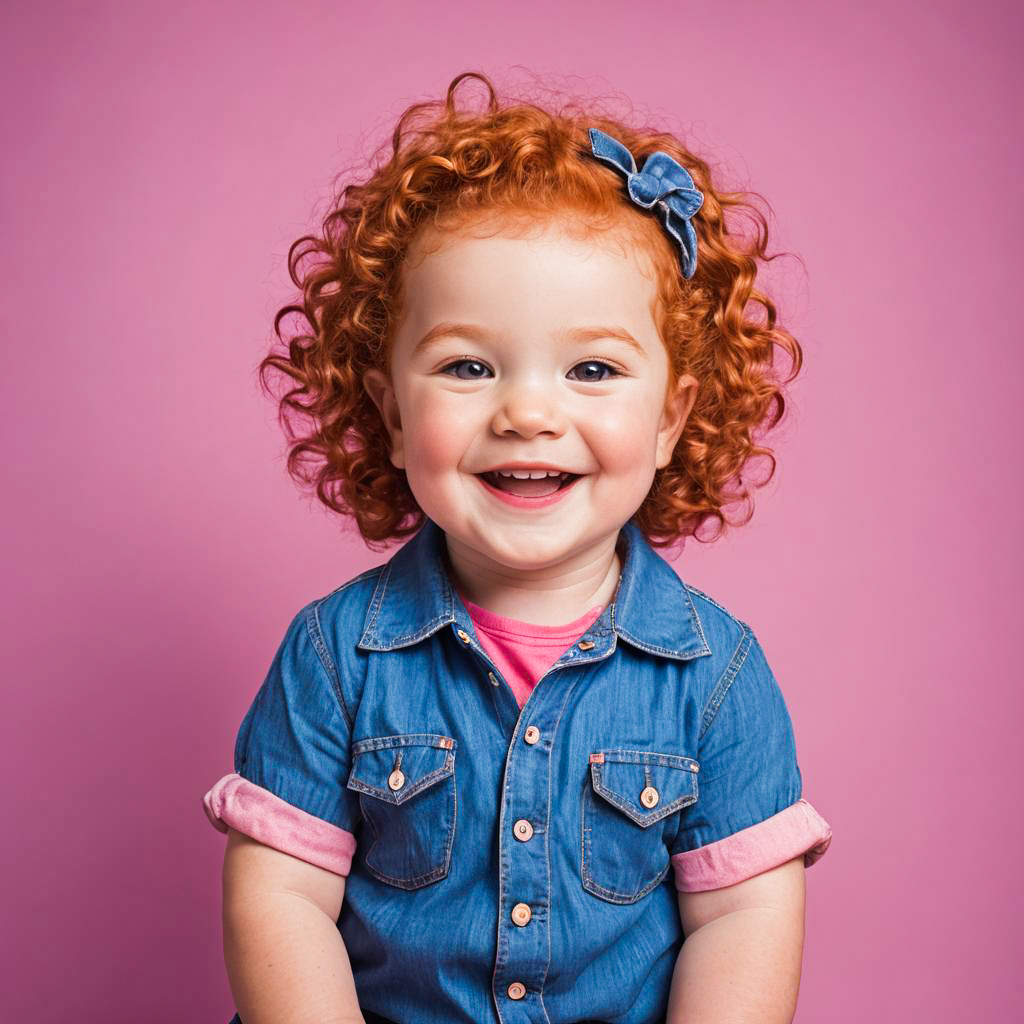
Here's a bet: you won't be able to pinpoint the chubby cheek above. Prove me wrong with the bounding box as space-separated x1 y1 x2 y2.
584 401 662 480
400 392 478 493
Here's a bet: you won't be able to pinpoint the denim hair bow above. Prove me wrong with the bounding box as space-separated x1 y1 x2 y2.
588 128 704 279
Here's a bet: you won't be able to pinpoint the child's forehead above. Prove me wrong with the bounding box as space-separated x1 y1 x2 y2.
404 208 658 278
399 216 663 319
398 226 661 329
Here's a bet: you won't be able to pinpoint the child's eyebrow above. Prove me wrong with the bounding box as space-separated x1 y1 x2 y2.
413 322 647 358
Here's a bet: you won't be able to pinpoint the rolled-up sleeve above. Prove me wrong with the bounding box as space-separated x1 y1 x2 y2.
202 602 360 877
670 628 832 892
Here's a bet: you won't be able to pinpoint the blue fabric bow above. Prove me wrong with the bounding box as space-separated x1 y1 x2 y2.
588 128 704 279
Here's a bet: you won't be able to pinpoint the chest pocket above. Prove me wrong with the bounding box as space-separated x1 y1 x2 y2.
346 733 457 890
582 749 699 904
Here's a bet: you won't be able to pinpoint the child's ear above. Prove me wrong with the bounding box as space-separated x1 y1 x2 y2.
362 368 406 470
655 373 699 470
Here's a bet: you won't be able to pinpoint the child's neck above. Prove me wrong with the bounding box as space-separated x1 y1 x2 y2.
444 533 623 627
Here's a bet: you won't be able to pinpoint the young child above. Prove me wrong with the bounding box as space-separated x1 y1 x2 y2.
203 71 833 1024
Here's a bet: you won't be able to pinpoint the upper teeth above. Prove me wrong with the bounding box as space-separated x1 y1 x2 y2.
494 469 566 479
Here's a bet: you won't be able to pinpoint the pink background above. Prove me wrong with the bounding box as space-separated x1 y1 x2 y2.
2 1 1020 1020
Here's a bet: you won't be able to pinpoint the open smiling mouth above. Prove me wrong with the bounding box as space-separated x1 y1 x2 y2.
476 471 582 498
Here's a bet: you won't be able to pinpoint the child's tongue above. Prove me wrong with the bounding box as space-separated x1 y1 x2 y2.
486 472 563 497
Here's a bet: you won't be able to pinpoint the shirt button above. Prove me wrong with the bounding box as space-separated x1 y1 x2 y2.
513 818 534 841
640 785 659 808
457 628 471 643
507 982 526 1000
578 639 595 650
523 725 540 745
388 770 406 791
488 671 499 686
511 902 532 926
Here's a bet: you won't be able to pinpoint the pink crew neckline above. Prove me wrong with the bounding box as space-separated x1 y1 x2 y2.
458 591 606 638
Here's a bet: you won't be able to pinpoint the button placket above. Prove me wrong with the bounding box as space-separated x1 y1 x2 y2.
493 708 556 1013
493 638 592 1016
452 621 521 714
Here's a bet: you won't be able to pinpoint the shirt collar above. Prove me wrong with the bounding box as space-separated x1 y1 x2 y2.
357 516 711 661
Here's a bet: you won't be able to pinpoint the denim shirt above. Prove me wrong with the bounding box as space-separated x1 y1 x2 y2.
204 516 832 1024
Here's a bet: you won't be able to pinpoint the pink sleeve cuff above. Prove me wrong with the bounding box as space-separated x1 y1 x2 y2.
671 797 832 892
202 772 357 877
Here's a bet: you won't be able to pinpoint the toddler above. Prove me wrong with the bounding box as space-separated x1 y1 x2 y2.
203 70 833 1024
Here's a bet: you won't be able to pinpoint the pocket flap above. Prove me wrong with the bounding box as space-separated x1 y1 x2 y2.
347 733 456 806
589 749 699 826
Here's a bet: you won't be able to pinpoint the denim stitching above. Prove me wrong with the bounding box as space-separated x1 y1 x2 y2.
360 566 456 648
359 561 393 644
581 746 700 902
358 791 380 868
382 614 455 647
582 842 673 903
579 769 587 902
448 757 458 883
567 633 619 668
305 603 351 728
347 763 453 805
356 755 457 890
347 742 456 804
589 760 698 826
493 707 516 1019
581 785 672 904
681 582 746 625
680 583 713 654
303 569 383 727
352 733 457 754
364 857 451 890
699 625 753 740
601 750 699 769
539 667 590 1019
609 627 711 660
358 557 462 650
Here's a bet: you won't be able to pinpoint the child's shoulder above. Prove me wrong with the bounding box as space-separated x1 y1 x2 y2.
276 565 388 708
679 579 754 652
681 580 745 623
274 564 387 661
679 579 788 705
676 577 784 686
306 563 387 626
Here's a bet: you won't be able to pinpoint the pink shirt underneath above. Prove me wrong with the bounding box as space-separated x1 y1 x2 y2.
459 593 607 707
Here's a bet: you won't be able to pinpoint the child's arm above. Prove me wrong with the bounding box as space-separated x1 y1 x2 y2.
666 855 806 1023
222 828 365 1024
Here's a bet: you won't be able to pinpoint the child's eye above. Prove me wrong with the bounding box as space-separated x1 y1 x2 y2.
440 358 493 379
568 360 621 383
439 358 621 382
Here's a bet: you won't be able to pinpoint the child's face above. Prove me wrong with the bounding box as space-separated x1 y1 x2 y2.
363 216 698 575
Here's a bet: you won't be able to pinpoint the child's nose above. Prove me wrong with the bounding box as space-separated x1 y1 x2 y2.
490 382 568 438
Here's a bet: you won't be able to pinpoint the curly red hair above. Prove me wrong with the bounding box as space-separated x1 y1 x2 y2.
259 71 803 553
